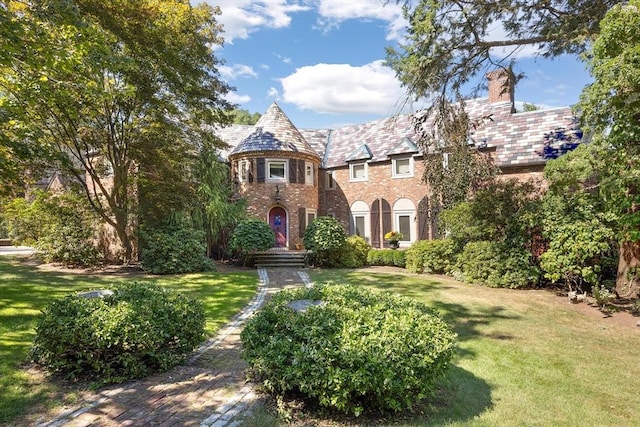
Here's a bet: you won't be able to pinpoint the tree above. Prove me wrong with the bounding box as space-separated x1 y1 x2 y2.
0 1 232 262
578 0 640 297
230 109 261 125
387 0 616 102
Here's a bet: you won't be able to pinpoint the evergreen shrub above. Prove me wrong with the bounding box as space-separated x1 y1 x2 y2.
366 248 405 267
140 224 214 274
241 284 456 416
29 282 205 383
337 235 371 268
229 218 275 253
303 216 346 267
405 239 457 274
457 241 540 288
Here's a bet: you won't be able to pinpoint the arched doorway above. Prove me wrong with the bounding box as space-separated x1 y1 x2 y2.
268 206 287 248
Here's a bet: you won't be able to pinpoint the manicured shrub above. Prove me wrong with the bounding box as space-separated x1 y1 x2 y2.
457 241 540 288
241 284 457 416
29 282 205 383
140 224 214 274
337 235 371 268
405 239 457 274
303 216 346 267
366 248 405 268
229 218 275 253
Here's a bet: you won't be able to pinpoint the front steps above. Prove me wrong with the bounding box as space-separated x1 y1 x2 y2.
255 249 307 268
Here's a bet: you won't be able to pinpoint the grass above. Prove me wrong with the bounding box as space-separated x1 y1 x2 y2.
246 268 640 426
0 257 258 425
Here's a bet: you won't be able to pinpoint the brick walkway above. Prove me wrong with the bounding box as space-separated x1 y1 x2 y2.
38 269 311 427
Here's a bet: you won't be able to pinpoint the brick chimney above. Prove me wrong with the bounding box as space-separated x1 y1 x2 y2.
487 68 515 110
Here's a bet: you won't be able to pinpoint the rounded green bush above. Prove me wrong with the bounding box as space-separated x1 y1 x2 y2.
405 239 457 274
303 216 346 267
29 282 206 383
140 224 215 274
338 235 371 268
366 248 405 267
230 218 275 253
457 240 540 288
241 284 457 416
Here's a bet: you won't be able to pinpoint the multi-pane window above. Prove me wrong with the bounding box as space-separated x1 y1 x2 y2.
306 210 316 227
350 163 367 182
325 171 335 189
239 160 249 182
397 214 412 241
354 215 366 237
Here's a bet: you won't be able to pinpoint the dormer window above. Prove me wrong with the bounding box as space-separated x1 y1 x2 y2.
350 162 367 182
392 156 413 178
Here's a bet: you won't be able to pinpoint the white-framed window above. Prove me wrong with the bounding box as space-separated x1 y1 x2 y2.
442 152 451 170
239 159 249 183
267 159 287 182
350 200 370 240
393 198 417 247
392 156 414 178
349 162 367 182
306 209 316 227
305 162 314 186
325 171 335 189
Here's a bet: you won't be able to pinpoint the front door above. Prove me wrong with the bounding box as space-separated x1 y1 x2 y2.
268 207 287 248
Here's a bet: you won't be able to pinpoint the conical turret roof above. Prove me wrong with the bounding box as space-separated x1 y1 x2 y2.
229 102 320 159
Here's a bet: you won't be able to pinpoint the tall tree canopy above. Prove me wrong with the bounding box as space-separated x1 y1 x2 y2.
387 0 617 101
0 0 232 261
578 0 640 297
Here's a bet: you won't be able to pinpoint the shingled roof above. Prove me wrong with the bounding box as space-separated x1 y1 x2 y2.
229 102 320 159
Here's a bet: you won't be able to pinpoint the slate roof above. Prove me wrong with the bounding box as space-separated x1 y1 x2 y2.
215 98 578 169
229 102 320 159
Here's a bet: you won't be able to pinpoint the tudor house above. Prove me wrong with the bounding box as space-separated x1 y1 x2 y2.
217 71 579 250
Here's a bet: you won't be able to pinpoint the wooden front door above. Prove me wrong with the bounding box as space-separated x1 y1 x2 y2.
269 207 287 248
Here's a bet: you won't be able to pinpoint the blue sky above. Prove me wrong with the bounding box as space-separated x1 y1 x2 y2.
203 1 593 129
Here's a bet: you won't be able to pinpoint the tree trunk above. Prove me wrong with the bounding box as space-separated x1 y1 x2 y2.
616 240 640 298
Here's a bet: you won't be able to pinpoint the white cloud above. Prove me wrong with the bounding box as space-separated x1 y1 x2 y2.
207 1 309 44
280 60 408 114
225 92 251 104
315 0 406 41
219 64 258 80
267 87 280 100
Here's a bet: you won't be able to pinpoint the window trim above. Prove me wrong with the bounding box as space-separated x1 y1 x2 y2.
267 159 287 183
349 162 368 182
325 170 335 189
305 162 314 186
238 159 249 183
306 209 317 228
394 211 415 246
392 156 414 178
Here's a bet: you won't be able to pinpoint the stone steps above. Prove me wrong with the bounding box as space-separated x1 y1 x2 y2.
254 250 307 268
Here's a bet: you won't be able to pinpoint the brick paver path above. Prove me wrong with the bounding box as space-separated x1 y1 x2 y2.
38 268 311 427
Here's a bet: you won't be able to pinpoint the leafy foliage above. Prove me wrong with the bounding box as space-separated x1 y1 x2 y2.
241 284 457 416
29 282 205 384
405 239 457 274
577 0 640 297
303 216 347 267
3 191 102 266
366 249 406 268
230 219 275 254
457 241 540 289
139 223 215 275
229 108 261 125
337 235 371 268
0 1 232 261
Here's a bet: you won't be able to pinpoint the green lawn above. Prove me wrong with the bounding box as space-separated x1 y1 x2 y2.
0 258 258 424
290 269 640 427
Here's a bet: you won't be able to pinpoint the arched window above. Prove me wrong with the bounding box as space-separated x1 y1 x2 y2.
350 200 370 241
392 198 417 246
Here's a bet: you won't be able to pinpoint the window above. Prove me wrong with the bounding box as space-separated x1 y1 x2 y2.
305 162 314 186
442 152 450 170
349 162 367 182
239 160 249 182
393 198 417 247
392 157 413 178
325 171 335 189
306 210 316 227
267 160 287 182
350 200 369 240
